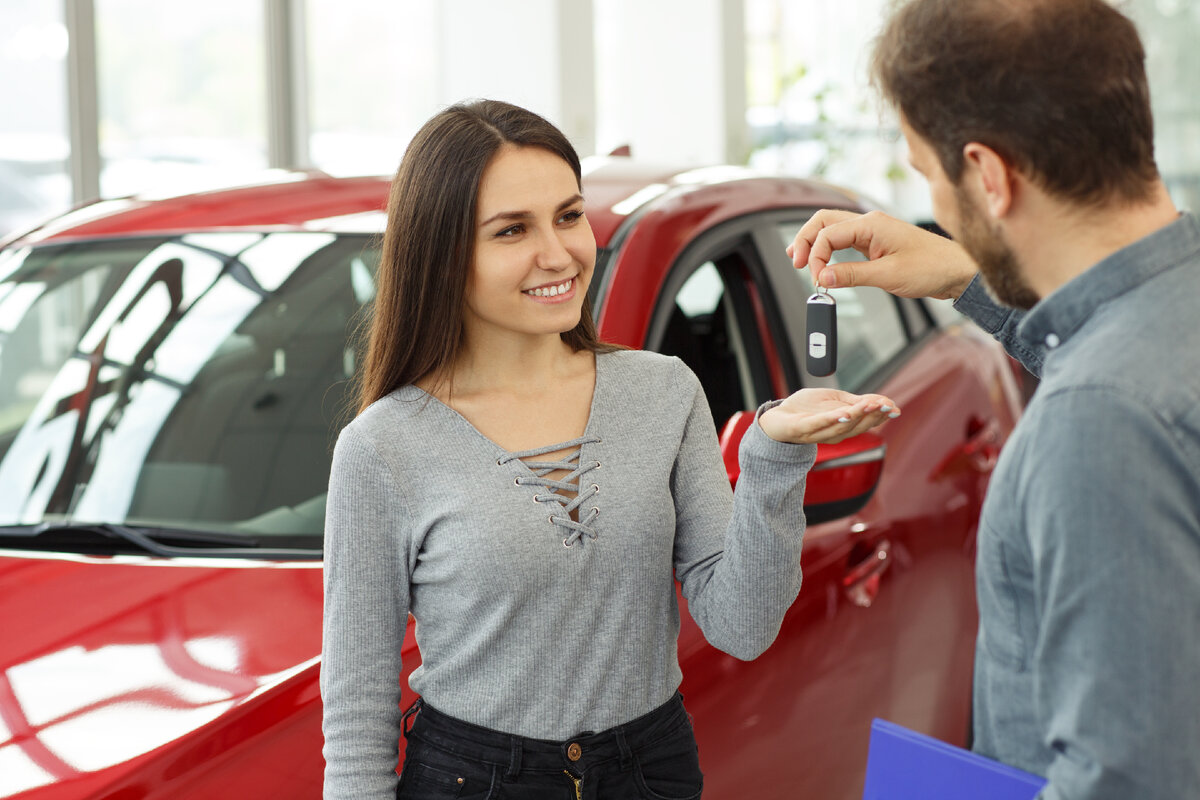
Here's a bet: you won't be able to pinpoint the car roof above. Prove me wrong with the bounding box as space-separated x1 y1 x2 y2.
5 159 864 249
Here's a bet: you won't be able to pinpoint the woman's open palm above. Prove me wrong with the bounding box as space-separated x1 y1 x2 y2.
758 388 900 445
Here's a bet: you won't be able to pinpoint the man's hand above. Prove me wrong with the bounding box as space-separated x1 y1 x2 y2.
787 209 977 300
758 388 900 445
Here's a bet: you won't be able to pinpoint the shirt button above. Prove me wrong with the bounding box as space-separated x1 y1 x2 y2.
1045 333 1060 348
567 742 582 761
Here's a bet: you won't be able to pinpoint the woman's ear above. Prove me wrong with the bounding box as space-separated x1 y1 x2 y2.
962 142 1015 219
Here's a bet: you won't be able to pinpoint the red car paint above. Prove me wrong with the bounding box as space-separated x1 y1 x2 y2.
0 160 1021 799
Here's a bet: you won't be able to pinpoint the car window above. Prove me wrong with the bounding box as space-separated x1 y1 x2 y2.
0 245 117 437
649 250 775 433
775 224 907 392
0 233 377 545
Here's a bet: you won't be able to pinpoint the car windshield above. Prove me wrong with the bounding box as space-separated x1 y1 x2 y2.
0 232 379 553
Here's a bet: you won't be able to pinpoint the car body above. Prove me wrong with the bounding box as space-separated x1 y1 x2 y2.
0 160 1023 799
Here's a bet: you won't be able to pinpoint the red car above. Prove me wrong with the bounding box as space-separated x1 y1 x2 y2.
0 160 1022 799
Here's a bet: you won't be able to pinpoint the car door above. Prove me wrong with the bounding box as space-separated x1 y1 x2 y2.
641 217 890 800
644 212 1015 800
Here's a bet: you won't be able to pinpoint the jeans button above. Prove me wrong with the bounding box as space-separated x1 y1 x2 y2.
567 742 582 761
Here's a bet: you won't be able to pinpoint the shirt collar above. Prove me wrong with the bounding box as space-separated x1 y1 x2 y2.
1017 212 1200 350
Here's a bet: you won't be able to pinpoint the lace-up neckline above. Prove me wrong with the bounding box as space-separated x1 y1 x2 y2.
498 436 601 547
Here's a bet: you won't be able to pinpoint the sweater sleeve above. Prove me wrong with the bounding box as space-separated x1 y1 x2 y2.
669 360 816 660
321 422 411 800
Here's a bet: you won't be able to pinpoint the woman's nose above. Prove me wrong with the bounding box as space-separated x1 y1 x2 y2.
535 230 573 270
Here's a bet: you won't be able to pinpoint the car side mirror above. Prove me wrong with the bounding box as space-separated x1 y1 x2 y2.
718 411 886 525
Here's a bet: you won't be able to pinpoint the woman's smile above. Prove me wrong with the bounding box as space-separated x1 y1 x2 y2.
522 276 576 301
464 143 596 341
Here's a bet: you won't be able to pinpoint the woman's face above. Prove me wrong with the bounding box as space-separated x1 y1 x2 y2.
464 144 596 346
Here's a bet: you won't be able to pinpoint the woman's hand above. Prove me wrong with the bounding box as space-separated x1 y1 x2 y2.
758 388 900 445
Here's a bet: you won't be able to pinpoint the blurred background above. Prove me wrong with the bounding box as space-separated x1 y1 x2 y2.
3 0 1198 239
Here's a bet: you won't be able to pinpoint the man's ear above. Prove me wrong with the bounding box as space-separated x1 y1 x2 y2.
962 142 1014 219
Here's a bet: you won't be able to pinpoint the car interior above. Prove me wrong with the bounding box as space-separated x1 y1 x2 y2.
131 236 368 537
655 260 762 433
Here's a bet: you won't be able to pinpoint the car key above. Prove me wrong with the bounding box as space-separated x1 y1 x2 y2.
806 287 837 376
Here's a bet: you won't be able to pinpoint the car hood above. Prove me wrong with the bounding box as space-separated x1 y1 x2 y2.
0 549 324 797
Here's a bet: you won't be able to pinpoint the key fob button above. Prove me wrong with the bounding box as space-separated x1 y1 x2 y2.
809 332 827 357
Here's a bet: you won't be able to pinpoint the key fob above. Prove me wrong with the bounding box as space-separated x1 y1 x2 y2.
806 291 837 376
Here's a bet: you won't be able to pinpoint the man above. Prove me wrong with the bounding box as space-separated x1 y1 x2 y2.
788 0 1200 797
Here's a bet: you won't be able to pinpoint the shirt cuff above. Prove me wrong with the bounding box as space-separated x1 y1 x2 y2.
952 274 1016 334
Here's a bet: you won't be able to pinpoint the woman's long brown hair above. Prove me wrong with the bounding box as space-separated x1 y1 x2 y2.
352 99 618 417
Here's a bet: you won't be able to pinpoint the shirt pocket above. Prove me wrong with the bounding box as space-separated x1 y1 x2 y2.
975 521 1031 671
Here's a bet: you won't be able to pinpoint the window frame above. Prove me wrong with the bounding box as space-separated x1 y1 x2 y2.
643 215 794 428
752 209 938 395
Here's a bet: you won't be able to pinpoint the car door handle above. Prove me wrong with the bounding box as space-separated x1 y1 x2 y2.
932 417 1001 480
962 417 1001 473
843 539 891 608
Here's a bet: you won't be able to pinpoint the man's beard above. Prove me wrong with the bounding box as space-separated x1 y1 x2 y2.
954 191 1041 310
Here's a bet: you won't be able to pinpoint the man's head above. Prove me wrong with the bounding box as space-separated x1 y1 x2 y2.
873 0 1160 308
873 0 1159 207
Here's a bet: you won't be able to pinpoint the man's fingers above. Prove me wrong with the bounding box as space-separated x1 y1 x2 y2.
815 252 906 292
791 209 976 297
791 209 867 272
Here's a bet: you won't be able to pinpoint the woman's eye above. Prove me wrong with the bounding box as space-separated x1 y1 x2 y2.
558 210 584 225
496 224 524 238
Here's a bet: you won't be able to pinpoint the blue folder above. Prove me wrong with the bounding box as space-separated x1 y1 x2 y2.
863 719 1048 800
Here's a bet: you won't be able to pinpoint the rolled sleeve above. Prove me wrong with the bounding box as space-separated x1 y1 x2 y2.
954 274 1045 377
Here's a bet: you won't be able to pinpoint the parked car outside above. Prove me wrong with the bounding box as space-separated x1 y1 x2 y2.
0 159 1022 799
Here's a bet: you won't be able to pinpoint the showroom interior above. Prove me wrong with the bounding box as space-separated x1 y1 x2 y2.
2 2 1199 800
4 0 1200 238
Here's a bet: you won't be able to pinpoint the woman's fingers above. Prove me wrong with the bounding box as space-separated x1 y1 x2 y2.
760 392 900 444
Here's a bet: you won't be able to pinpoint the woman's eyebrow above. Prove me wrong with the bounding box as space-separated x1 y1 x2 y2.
479 194 584 227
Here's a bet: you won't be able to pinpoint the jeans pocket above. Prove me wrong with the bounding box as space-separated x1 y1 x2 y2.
632 726 704 800
396 752 497 800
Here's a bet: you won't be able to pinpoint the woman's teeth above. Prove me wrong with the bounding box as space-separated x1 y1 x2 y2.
524 279 572 298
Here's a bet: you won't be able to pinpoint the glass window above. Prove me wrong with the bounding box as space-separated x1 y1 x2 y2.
1126 3 1200 213
0 1 71 237
95 1 268 198
306 0 436 176
0 233 376 547
747 0 1200 221
775 224 907 392
744 0 925 218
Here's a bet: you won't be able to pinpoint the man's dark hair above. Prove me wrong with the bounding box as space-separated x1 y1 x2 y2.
872 0 1160 205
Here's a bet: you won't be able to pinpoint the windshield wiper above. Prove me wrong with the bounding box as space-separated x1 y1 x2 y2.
0 522 321 560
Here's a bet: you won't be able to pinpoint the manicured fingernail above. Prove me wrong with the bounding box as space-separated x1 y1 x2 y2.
880 405 892 412
838 417 851 423
820 269 838 288
888 411 901 418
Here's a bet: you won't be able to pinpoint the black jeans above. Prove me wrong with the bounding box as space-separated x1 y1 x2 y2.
395 693 704 800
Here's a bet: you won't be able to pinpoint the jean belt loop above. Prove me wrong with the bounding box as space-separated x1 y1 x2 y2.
400 697 423 739
615 726 633 771
504 735 523 782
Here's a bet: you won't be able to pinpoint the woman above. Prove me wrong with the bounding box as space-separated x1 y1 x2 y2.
321 99 899 800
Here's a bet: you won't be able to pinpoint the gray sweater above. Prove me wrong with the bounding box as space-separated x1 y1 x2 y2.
320 350 815 798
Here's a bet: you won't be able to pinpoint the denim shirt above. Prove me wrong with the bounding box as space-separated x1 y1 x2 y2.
951 213 1200 799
